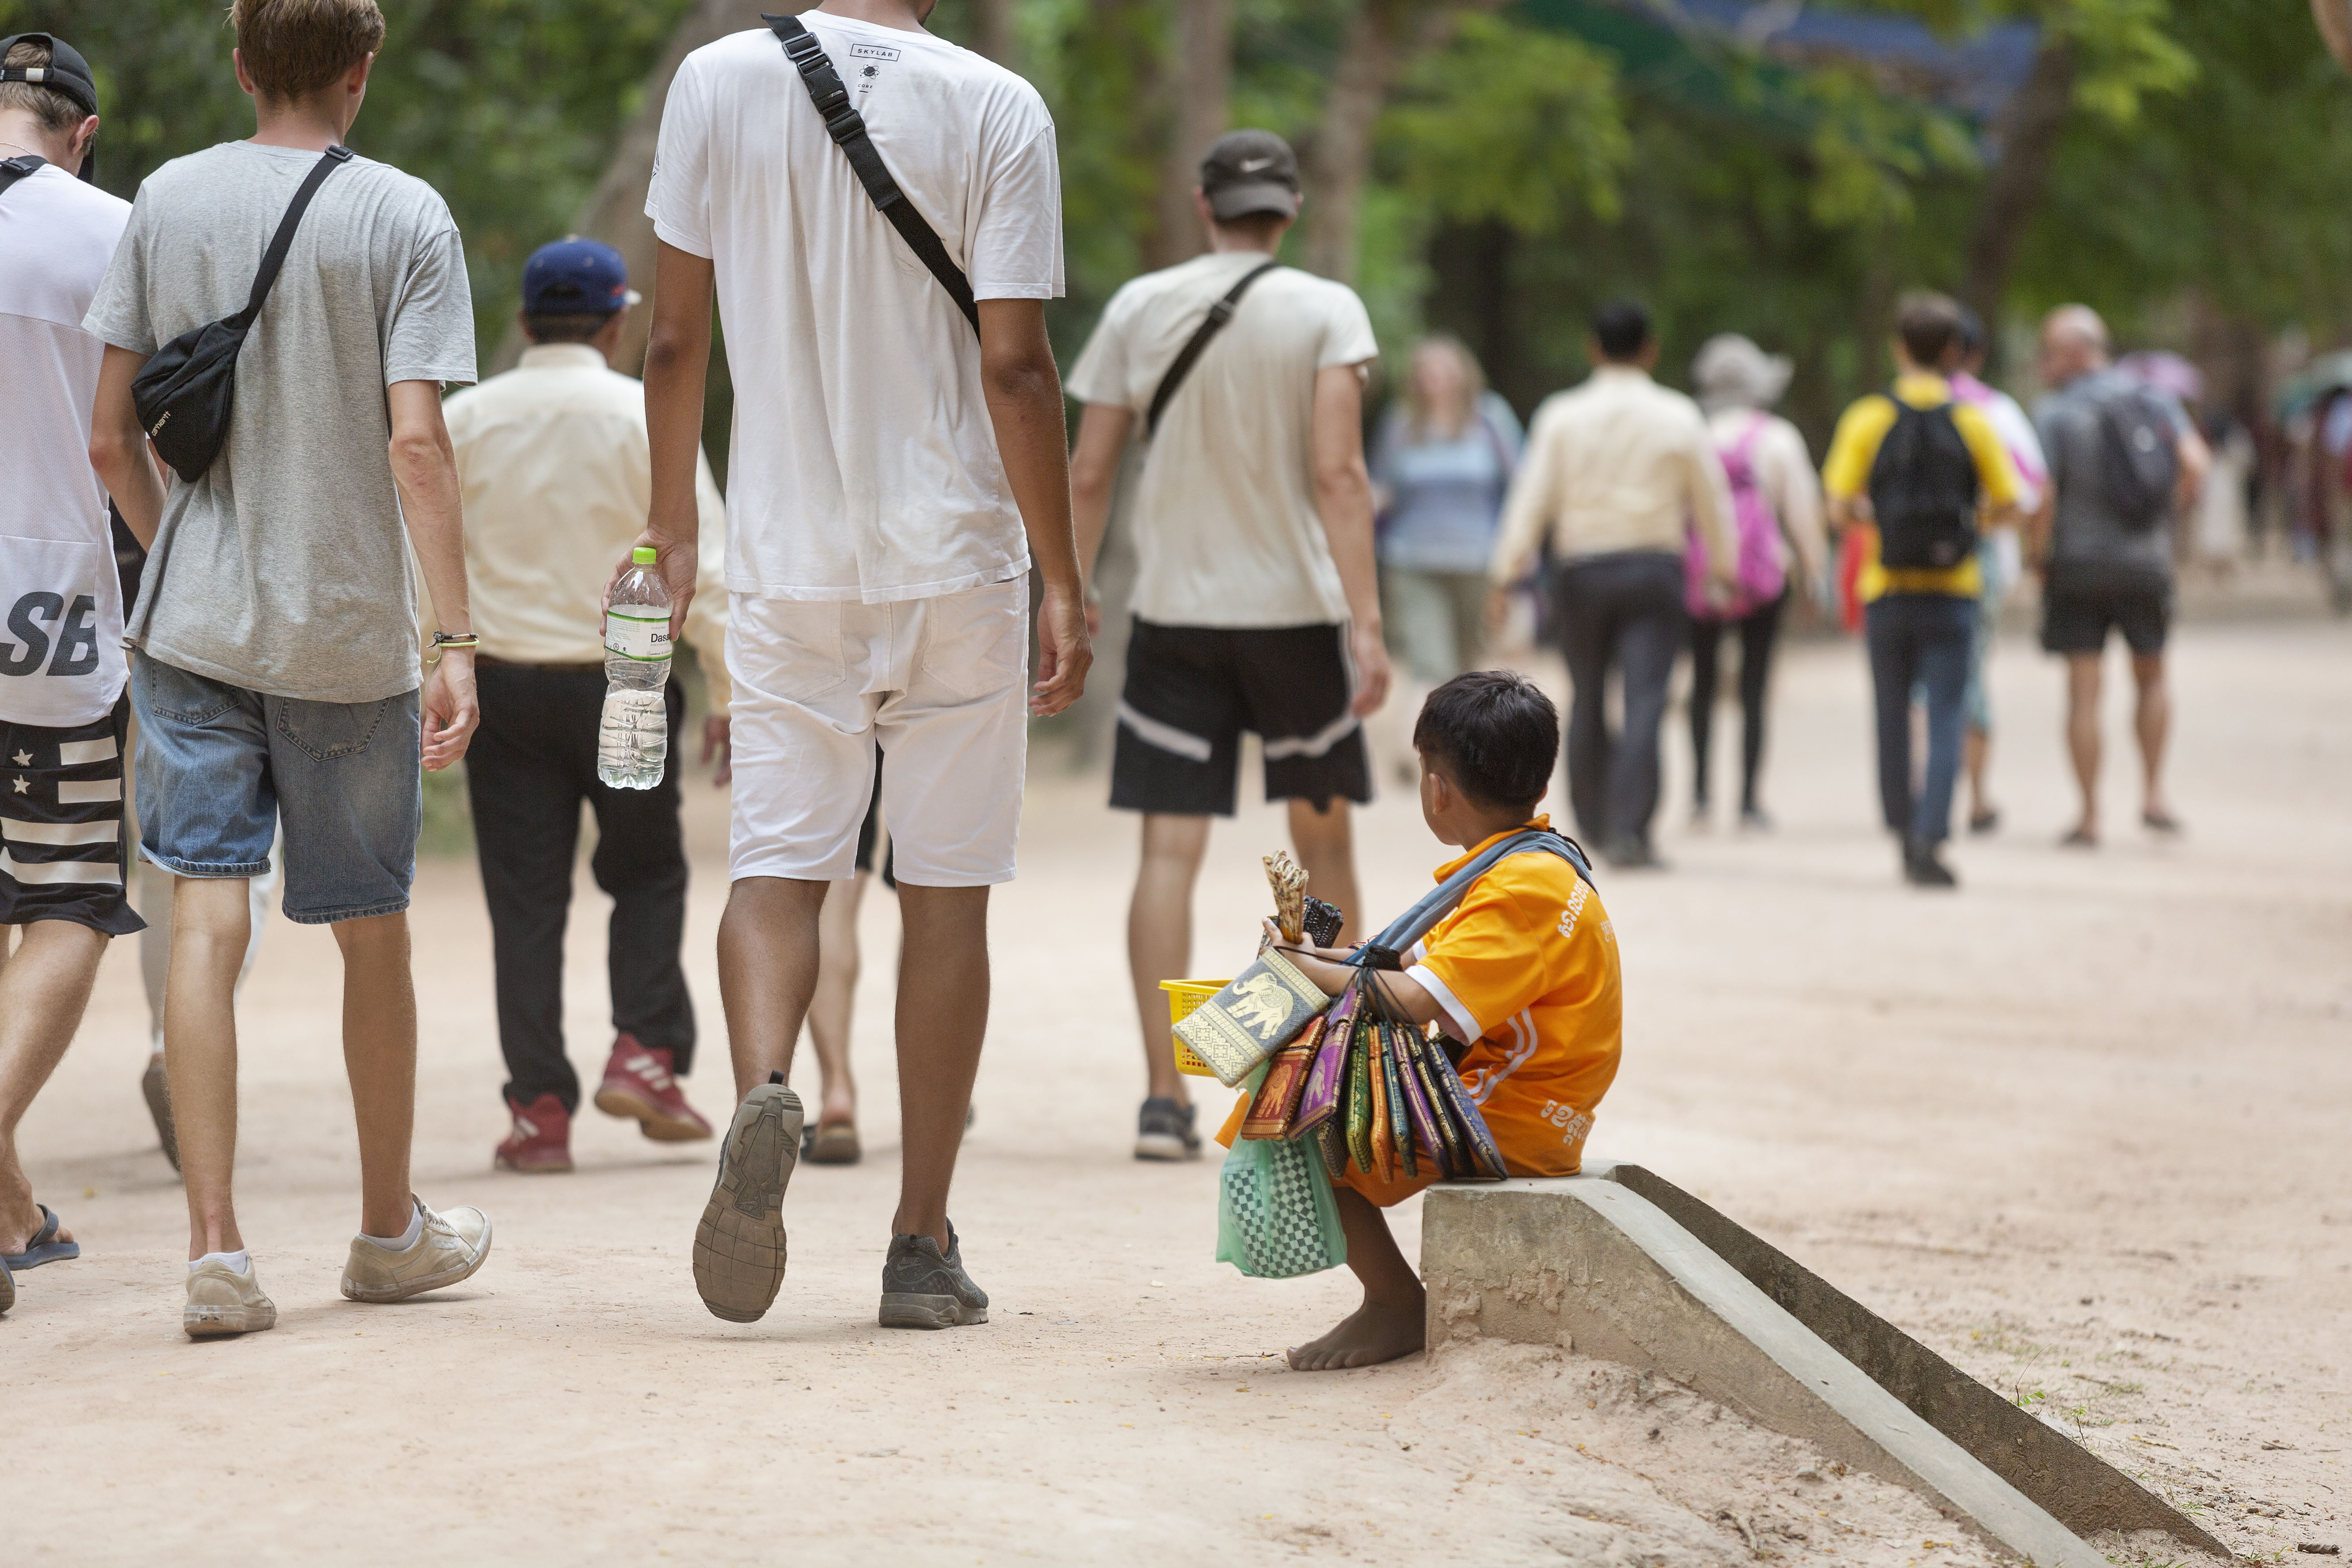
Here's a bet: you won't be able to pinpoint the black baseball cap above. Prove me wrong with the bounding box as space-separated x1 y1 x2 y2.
0 32 99 182
1199 129 1300 222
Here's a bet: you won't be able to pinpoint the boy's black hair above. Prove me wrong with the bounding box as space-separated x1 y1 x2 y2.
524 311 616 345
1590 299 1651 362
1413 670 1558 814
1895 289 1962 369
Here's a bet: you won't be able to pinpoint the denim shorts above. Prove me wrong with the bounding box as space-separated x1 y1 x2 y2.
131 651 421 925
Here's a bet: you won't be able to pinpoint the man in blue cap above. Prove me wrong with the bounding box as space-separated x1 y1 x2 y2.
431 235 732 1173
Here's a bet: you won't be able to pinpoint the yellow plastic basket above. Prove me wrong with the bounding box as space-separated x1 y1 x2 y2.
1159 979 1231 1077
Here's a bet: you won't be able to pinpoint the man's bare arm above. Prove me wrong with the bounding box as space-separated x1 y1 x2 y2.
632 241 718 641
1311 362 1391 718
389 379 477 771
979 297 1092 718
1070 402 1131 586
89 346 166 549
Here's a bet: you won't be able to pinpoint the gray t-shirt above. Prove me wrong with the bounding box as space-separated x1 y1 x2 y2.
85 142 476 703
2033 367 2186 594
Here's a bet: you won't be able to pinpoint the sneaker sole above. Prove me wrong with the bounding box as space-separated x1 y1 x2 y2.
693 1085 802 1323
594 1084 712 1142
184 1298 276 1338
1133 1133 1199 1162
143 1057 180 1174
340 1217 495 1303
878 1292 989 1330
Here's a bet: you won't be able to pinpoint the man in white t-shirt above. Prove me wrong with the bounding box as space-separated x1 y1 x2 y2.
1066 130 1391 1162
640 0 1089 1330
0 31 133 1301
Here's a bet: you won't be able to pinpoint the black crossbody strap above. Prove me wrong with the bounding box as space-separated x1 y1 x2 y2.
765 12 981 336
0 153 46 196
1145 259 1278 439
231 145 354 329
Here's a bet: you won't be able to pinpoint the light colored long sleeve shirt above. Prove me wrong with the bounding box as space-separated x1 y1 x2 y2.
1705 406 1828 586
426 343 732 712
1490 365 1737 586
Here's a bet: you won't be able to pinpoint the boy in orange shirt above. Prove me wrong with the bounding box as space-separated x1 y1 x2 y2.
1239 670 1623 1369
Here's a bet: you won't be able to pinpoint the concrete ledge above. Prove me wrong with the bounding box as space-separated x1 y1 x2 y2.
1592 1161 2234 1562
1422 1176 2109 1568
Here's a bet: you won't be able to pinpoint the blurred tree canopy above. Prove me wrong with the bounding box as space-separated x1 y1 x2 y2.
12 0 2351 456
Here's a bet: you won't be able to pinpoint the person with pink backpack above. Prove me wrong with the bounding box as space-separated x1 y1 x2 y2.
1686 335 1828 830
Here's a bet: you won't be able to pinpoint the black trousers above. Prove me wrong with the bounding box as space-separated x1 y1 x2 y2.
1688 589 1788 814
467 666 694 1113
1550 551 1686 850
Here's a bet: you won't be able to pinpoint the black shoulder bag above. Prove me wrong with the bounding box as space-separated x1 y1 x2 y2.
766 12 980 336
1145 259 1278 438
0 153 44 196
130 144 353 483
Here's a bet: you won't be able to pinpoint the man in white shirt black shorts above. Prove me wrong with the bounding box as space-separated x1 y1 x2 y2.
0 29 131 1302
640 0 1090 1331
1068 130 1391 1162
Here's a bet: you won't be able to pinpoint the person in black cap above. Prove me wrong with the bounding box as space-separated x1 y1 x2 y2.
1065 127 1392 1161
0 27 131 1298
432 235 731 1174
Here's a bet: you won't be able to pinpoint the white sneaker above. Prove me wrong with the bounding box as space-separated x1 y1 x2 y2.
185 1257 276 1338
340 1198 493 1303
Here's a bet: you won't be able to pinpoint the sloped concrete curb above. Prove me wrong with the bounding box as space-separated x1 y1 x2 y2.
1591 1160 2236 1563
1422 1175 2109 1568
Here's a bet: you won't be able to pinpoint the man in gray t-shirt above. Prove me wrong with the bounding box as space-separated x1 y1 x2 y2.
2029 304 2210 846
85 0 494 1339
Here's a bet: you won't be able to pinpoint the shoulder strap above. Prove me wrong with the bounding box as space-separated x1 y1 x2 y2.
766 12 981 337
1354 828 1595 971
0 154 46 196
231 145 353 330
1145 259 1279 438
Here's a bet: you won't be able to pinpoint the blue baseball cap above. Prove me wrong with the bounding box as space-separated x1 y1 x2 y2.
522 236 639 316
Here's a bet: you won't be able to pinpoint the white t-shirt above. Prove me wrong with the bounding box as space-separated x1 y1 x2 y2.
0 164 132 728
646 17 1064 603
1066 252 1377 628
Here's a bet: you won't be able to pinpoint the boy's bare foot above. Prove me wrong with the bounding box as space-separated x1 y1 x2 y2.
1286 1297 1425 1371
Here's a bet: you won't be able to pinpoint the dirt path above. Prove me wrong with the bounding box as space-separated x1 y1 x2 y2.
9 612 2348 1566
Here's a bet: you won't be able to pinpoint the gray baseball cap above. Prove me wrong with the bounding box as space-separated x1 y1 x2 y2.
1199 129 1300 221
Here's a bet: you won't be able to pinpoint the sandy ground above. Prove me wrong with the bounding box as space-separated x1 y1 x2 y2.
8 596 2349 1566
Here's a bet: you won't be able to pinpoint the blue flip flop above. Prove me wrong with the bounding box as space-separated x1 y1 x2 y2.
3 1204 80 1271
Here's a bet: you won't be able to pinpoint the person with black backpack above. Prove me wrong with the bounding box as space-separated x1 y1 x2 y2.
1821 293 2023 887
2030 305 2209 847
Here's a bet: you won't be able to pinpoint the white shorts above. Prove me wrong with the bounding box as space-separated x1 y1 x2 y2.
727 579 1028 886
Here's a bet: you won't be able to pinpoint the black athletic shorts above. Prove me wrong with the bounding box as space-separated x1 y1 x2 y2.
0 697 143 936
1110 619 1371 817
2040 580 2171 657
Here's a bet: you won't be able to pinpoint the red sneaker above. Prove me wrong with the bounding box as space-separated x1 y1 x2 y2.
593 1035 713 1142
494 1092 574 1173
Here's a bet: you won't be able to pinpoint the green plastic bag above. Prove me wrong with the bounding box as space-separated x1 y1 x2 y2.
1216 1069 1348 1278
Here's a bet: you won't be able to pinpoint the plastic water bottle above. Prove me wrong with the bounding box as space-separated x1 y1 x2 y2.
598 545 672 790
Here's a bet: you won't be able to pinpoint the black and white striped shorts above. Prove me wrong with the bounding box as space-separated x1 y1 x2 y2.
0 697 143 936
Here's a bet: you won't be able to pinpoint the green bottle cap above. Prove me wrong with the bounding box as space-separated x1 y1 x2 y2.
632 546 657 565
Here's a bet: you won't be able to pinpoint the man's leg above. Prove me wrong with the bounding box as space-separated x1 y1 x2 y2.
1286 1188 1424 1371
0 921 108 1254
332 912 420 1243
2064 652 2105 841
716 877 829 1102
1864 599 1919 838
889 883 990 1252
2131 652 2174 824
1129 813 1210 1105
1553 564 1614 841
168 877 253 1259
806 871 870 1133
1608 571 1684 857
1912 603 1975 850
1687 613 1722 813
1287 798 1361 944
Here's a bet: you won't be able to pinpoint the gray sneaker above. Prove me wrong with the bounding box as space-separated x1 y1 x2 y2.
1134 1096 1200 1161
878 1225 989 1329
693 1075 803 1323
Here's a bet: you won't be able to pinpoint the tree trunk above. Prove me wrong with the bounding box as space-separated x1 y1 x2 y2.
2314 0 2352 74
492 0 805 377
1146 0 1234 270
1959 38 2075 358
1301 0 1502 285
972 0 1020 69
